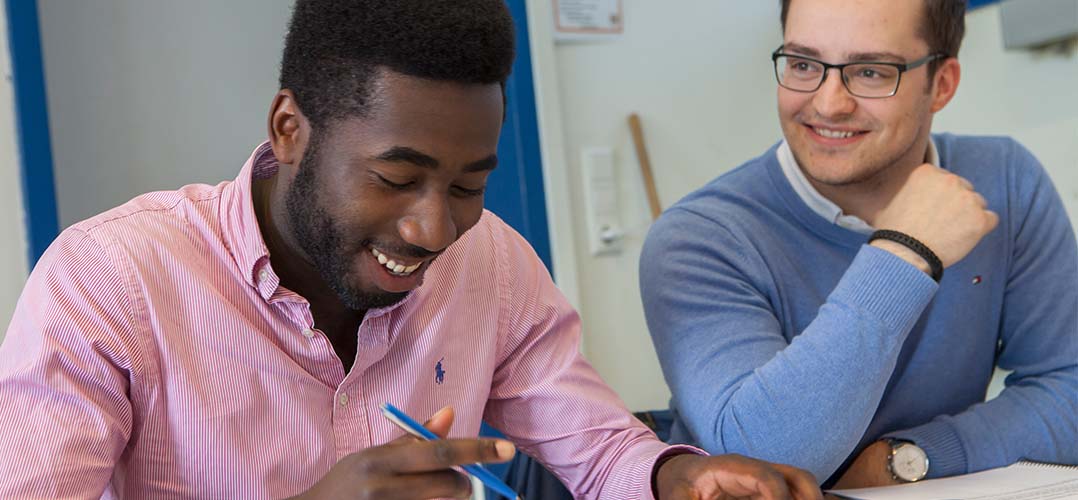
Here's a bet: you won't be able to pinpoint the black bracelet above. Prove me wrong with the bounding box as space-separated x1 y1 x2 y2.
869 230 944 282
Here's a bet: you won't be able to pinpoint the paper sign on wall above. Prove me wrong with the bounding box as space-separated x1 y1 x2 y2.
554 0 623 41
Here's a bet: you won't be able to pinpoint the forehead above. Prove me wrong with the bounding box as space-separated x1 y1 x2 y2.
325 69 504 158
784 0 928 58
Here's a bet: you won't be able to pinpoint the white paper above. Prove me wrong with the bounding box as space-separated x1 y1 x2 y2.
829 463 1078 500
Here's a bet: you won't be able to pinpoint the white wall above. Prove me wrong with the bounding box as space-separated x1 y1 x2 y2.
532 1 786 411
38 0 294 228
532 2 1078 411
0 5 32 342
935 10 1078 222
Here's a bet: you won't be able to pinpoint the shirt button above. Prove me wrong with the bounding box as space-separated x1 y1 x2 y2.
258 269 270 282
301 328 315 338
338 393 349 407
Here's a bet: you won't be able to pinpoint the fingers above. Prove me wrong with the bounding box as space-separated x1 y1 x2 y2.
378 438 516 474
425 406 455 439
387 406 455 446
656 454 822 500
984 209 1000 232
749 463 795 500
772 463 823 500
352 469 474 500
954 173 975 191
707 455 793 500
393 469 474 499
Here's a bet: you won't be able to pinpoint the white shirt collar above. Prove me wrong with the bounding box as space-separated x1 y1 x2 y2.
777 138 940 235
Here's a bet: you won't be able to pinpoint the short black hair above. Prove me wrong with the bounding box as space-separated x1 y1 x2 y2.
780 0 966 76
279 0 516 129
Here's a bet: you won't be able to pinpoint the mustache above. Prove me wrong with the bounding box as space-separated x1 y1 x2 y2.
363 239 440 260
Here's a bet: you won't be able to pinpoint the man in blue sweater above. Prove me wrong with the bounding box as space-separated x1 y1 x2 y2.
640 0 1077 490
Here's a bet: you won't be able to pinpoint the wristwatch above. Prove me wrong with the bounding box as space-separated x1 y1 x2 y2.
886 439 929 483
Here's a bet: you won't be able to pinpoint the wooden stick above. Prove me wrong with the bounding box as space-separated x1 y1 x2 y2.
628 113 662 221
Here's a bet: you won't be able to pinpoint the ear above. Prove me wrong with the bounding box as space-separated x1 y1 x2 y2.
267 89 310 166
929 57 960 113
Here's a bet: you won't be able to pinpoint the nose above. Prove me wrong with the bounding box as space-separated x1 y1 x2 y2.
397 193 457 253
811 68 857 118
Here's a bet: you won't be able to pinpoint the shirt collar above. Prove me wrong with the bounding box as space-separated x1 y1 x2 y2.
222 141 279 297
776 137 940 235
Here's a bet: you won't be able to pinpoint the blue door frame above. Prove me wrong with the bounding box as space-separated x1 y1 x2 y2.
5 0 59 267
487 0 553 272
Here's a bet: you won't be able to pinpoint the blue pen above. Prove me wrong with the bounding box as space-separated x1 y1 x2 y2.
380 403 524 500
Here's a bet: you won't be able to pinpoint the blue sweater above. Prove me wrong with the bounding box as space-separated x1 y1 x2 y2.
640 134 1078 484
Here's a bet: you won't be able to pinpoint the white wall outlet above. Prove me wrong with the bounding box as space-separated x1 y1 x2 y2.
581 147 624 256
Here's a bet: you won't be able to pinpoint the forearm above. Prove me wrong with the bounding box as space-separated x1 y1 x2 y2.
887 366 1078 478
665 247 938 480
486 353 677 499
488 246 682 499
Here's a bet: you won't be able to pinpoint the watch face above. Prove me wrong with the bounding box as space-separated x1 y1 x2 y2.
892 444 929 482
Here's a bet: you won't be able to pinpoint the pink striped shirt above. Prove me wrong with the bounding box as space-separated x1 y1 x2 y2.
0 143 685 499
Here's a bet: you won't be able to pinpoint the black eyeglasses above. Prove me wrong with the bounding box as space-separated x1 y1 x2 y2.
771 46 946 98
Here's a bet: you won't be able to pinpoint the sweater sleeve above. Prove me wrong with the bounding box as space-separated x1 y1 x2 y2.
640 208 938 482
886 140 1078 478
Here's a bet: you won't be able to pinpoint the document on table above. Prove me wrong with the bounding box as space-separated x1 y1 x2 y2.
828 461 1078 500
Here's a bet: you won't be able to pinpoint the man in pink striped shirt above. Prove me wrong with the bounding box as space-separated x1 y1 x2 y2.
0 1 819 499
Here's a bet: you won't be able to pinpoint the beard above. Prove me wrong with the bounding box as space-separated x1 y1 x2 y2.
284 137 409 311
796 133 923 190
797 151 892 187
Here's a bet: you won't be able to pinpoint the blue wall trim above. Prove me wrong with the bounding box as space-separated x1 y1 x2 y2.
5 0 59 267
486 0 553 272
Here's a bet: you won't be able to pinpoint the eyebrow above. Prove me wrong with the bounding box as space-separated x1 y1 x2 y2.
373 146 498 173
781 42 822 58
782 43 907 63
845 51 907 63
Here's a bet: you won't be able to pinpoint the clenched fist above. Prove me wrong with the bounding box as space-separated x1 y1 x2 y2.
870 163 998 271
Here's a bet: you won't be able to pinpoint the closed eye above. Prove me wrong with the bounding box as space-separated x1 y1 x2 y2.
452 185 486 197
375 173 415 190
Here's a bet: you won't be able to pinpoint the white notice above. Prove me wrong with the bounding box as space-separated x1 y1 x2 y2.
554 0 623 39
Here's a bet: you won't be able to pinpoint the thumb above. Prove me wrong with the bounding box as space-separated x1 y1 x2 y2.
424 405 455 439
387 406 455 445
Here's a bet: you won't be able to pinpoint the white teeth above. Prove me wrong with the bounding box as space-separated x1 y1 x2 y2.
815 127 857 139
370 247 420 276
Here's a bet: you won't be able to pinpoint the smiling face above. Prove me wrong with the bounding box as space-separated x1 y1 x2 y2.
778 0 957 189
277 69 503 310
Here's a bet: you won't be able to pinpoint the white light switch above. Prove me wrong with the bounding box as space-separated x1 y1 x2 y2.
581 147 623 256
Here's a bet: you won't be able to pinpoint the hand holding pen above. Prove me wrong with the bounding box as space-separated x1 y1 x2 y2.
380 403 523 500
284 405 517 500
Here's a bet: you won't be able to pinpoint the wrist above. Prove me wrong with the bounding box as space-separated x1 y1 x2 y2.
868 229 943 281
885 439 929 483
870 239 931 275
653 452 694 496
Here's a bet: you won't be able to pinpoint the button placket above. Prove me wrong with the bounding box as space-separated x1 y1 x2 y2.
332 386 367 459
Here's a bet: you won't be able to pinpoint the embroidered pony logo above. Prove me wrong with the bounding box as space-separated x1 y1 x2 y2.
435 358 446 385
